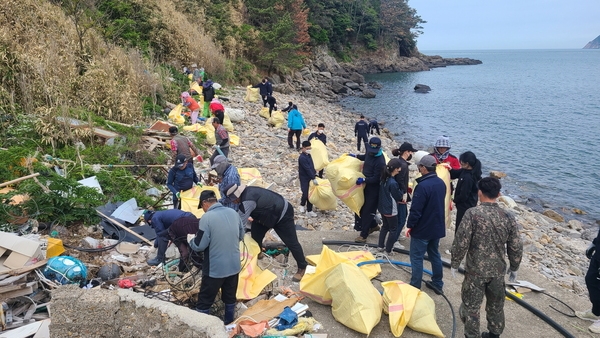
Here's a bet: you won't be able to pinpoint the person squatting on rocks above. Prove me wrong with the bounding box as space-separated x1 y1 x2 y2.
451 177 523 338
298 141 318 218
406 155 446 293
390 142 418 250
351 137 385 243
167 154 200 209
252 77 273 107
211 155 241 211
168 215 203 273
225 183 308 282
576 226 600 333
210 117 230 165
431 135 461 169
189 190 244 325
376 158 404 255
354 115 369 151
202 80 216 118
169 126 201 164
281 101 294 113
209 97 225 125
449 151 482 232
369 118 380 135
180 91 200 125
287 105 307 150
307 123 327 178
144 209 195 266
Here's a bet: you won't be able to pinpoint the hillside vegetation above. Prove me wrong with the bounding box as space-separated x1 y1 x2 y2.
0 0 423 227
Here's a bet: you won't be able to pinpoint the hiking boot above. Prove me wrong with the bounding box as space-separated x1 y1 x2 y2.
481 332 500 338
393 242 405 250
368 225 381 234
306 211 317 217
576 309 600 322
147 256 164 266
589 319 600 334
424 280 444 295
292 268 306 282
354 236 367 243
298 206 306 213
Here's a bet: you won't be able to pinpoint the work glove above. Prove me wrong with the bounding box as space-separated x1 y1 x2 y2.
213 144 220 149
451 268 458 279
586 243 596 260
347 153 356 158
312 179 318 186
356 177 365 185
507 269 518 283
196 182 203 187
402 193 408 203
405 228 412 238
196 155 203 162
176 192 181 199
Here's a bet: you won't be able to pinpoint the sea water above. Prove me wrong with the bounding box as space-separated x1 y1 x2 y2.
340 49 600 219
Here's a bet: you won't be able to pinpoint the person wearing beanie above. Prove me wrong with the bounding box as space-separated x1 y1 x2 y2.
181 91 201 124
376 159 404 255
169 126 201 164
144 209 195 266
407 154 446 294
354 115 369 151
431 135 460 169
450 151 483 231
298 140 318 217
189 190 244 325
390 142 418 249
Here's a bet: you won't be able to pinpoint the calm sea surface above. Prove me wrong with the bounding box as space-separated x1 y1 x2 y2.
340 49 600 219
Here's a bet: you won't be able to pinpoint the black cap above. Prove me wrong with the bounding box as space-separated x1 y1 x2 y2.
367 137 381 154
399 142 418 153
198 190 217 207
175 154 187 168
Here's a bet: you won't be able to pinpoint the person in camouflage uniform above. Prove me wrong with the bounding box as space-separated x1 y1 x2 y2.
451 177 523 338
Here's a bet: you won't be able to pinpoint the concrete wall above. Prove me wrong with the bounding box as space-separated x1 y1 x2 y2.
50 285 227 338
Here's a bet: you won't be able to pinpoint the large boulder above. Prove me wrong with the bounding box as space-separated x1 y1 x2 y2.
414 84 431 93
349 72 365 84
360 89 376 99
331 82 348 94
345 82 361 90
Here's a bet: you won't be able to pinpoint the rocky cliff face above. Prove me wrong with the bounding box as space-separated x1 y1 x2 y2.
270 46 482 101
583 35 600 49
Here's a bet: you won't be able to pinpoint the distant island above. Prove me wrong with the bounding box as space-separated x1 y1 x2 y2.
583 35 600 49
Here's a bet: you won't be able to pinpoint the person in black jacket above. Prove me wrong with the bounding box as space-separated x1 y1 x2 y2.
577 227 600 334
449 151 482 231
298 141 318 217
202 80 216 118
391 142 418 249
252 77 273 107
281 101 293 113
266 95 277 117
225 184 308 282
369 119 381 135
307 123 327 178
351 137 386 243
354 115 369 151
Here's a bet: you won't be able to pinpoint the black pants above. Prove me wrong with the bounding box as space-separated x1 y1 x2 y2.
268 104 277 116
357 134 368 151
288 129 302 149
261 95 268 107
299 178 312 212
455 205 468 233
196 274 239 311
251 205 308 269
355 183 380 238
317 169 324 178
586 257 600 316
378 215 398 253
209 146 230 165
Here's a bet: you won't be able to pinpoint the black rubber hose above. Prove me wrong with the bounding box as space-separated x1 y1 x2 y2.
322 240 575 338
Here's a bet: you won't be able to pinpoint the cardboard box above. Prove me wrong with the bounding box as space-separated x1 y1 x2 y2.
0 231 44 272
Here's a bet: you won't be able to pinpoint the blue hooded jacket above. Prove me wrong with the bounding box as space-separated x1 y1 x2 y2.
287 109 306 130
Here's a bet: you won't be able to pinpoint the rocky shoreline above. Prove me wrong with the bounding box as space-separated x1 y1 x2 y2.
199 85 594 298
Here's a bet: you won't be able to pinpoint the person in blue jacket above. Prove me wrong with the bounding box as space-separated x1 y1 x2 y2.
298 141 318 217
287 105 307 150
210 155 241 211
144 208 195 266
352 137 386 243
377 159 404 255
252 77 273 107
406 154 447 293
369 118 381 135
167 154 199 209
354 115 369 151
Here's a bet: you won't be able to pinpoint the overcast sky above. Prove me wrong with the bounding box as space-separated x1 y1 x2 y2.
410 0 600 50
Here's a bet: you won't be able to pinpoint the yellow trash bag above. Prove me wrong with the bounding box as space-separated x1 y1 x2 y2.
300 245 346 305
180 185 221 218
237 234 277 300
182 124 204 132
204 118 216 145
238 168 264 186
268 110 284 127
245 85 259 102
326 154 365 215
308 178 337 211
325 263 383 335
305 249 381 279
190 82 202 96
168 104 185 125
310 139 329 171
382 281 444 337
259 107 270 119
436 165 452 228
384 151 391 164
229 133 240 146
223 113 234 132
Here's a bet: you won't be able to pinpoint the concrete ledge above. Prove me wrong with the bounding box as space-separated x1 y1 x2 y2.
50 285 227 338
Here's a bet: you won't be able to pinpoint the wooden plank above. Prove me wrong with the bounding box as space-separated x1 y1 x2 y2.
0 273 27 286
0 282 36 301
92 127 119 139
8 259 48 276
96 211 153 246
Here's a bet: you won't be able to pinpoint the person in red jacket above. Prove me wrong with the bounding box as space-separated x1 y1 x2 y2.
431 135 460 169
181 91 200 124
209 98 225 114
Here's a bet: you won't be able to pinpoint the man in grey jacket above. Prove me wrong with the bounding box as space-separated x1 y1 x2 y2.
189 190 244 324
